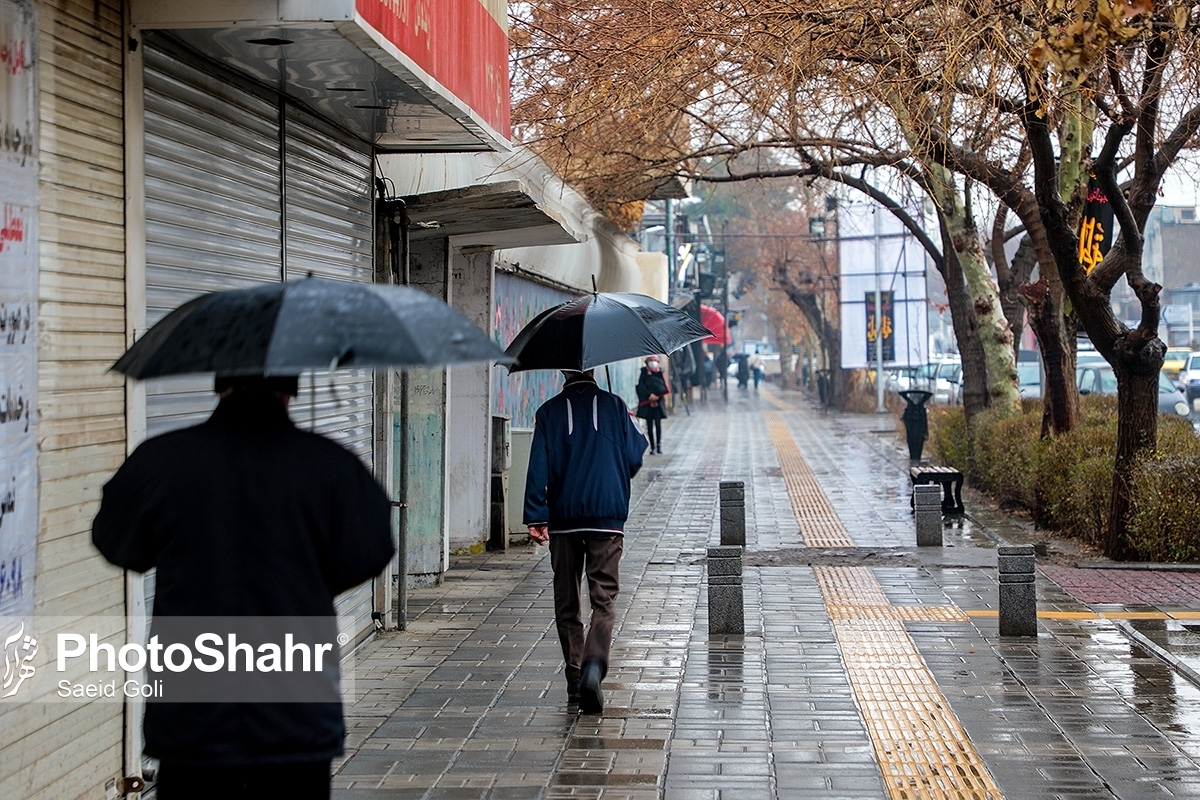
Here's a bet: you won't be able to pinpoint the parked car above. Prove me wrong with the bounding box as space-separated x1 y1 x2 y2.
1076 365 1191 418
1017 360 1042 399
1164 347 1193 380
1178 352 1200 411
885 365 920 393
912 356 962 404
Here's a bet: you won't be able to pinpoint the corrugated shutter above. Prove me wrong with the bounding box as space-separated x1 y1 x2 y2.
142 39 283 437
141 39 378 647
283 106 376 645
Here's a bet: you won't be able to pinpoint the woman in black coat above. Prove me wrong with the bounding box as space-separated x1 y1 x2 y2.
636 356 670 454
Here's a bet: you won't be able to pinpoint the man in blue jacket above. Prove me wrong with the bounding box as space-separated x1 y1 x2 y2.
524 369 647 713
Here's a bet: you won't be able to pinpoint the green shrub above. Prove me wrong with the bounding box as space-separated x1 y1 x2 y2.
926 393 1200 558
977 411 1041 508
1032 398 1117 542
1129 456 1200 562
928 405 968 471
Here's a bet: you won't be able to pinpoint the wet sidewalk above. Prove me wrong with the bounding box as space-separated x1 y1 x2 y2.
334 386 1200 799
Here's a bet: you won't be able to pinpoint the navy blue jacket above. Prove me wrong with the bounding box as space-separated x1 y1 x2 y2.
523 375 647 533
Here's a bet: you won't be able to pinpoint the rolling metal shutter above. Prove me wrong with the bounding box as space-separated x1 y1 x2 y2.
284 106 377 645
142 37 377 646
142 40 283 436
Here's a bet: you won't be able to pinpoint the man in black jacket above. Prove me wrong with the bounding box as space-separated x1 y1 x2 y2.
524 369 647 714
92 375 394 800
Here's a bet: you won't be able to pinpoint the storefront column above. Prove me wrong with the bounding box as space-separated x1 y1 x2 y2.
447 247 495 552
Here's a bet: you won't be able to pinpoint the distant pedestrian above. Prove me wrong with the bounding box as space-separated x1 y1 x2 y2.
92 375 395 800
636 356 670 454
669 345 696 416
734 353 750 389
748 351 765 391
524 369 647 714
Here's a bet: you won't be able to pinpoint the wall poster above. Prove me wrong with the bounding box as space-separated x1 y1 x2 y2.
0 0 37 630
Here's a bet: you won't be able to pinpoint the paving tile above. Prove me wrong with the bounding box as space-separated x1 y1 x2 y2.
332 390 1200 799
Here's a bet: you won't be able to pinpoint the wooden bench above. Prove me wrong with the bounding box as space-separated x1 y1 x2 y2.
909 465 964 516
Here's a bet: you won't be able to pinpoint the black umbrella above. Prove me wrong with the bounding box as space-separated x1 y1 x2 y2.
504 292 712 372
113 277 511 379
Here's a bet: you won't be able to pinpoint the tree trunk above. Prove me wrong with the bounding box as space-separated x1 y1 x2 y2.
937 224 988 423
930 169 1020 416
1107 365 1158 560
997 235 1037 352
1021 224 1080 436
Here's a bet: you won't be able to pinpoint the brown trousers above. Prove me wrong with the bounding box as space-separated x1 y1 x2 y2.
549 533 623 684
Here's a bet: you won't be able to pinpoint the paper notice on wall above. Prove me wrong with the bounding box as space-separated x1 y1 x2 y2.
0 0 37 621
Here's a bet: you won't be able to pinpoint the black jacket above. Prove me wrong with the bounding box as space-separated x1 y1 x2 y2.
92 390 394 765
635 367 670 420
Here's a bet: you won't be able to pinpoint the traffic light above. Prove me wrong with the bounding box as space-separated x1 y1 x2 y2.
698 271 717 298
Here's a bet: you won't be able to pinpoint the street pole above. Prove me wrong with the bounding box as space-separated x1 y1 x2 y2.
874 205 885 414
665 199 676 284
723 256 730 403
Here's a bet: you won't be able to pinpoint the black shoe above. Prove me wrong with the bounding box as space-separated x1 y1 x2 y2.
579 661 603 714
567 681 581 704
656 447 663 454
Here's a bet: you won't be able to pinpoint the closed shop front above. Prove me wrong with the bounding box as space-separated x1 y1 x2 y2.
141 35 377 644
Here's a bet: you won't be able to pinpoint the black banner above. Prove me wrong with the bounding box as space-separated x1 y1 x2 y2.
865 291 895 363
1078 175 1114 273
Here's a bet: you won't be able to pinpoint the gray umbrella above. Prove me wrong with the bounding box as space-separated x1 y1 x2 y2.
504 292 711 372
113 276 511 378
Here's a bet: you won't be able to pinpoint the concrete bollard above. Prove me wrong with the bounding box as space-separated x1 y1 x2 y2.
913 484 943 547
708 545 744 635
998 544 1037 637
719 481 746 546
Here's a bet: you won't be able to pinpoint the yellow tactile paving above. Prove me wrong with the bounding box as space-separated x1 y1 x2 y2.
765 411 1004 799
764 411 855 548
816 567 1005 800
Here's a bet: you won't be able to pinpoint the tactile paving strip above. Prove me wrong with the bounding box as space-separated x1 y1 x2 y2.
764 409 1002 799
764 411 855 548
816 566 1004 800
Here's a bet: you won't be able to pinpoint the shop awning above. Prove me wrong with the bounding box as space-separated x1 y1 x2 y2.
131 0 510 152
400 181 583 249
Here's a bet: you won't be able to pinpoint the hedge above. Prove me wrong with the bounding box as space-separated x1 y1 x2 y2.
928 397 1200 558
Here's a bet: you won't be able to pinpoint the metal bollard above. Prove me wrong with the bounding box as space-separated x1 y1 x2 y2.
707 545 744 635
913 484 943 547
998 544 1037 636
719 481 746 546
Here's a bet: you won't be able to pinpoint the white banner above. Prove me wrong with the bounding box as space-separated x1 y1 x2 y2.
0 0 38 621
838 202 930 369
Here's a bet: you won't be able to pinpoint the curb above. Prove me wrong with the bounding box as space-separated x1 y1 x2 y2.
1112 618 1200 691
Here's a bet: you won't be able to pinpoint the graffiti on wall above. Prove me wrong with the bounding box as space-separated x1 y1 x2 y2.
491 273 650 427
491 273 575 428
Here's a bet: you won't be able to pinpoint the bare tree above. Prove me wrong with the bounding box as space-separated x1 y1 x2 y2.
511 0 1200 556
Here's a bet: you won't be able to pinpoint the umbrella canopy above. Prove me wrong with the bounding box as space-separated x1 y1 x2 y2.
112 277 511 379
699 304 732 345
504 292 712 373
